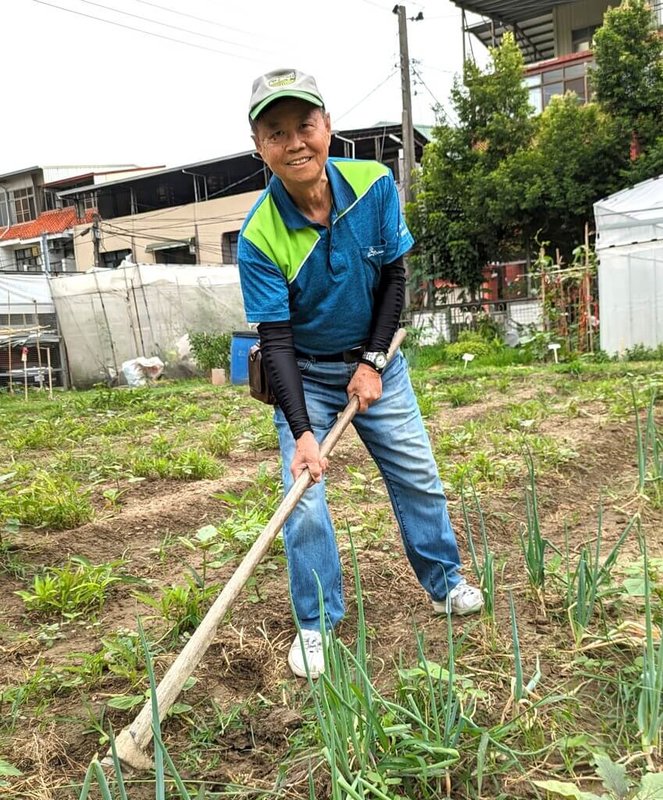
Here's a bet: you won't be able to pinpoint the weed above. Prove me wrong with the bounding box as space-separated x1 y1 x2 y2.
0 471 94 530
442 382 482 407
205 419 239 456
535 753 663 799
134 577 218 642
243 411 279 450
126 447 221 480
16 556 131 618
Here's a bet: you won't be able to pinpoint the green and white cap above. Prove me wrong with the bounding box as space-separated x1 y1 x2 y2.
249 69 324 121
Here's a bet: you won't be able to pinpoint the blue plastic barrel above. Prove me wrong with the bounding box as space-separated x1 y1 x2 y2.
230 330 259 384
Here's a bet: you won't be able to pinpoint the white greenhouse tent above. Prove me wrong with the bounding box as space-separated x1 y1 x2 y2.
594 175 663 355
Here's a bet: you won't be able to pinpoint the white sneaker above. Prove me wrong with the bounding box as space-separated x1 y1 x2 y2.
432 579 484 616
287 629 325 678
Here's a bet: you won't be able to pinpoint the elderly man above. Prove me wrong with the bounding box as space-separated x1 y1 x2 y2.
238 69 483 679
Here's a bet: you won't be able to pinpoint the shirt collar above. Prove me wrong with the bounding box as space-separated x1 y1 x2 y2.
268 159 357 230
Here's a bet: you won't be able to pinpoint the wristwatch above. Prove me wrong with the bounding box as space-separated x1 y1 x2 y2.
361 350 388 374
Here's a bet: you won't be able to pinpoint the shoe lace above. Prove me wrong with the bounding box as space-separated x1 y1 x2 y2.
450 582 474 601
301 630 323 655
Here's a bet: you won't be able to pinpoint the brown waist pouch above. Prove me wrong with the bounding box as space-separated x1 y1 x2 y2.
248 344 276 405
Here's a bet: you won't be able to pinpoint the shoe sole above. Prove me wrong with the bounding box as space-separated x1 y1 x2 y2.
432 602 484 616
287 652 324 679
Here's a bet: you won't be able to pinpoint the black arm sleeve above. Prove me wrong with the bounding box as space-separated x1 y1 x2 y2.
366 255 406 353
257 320 312 441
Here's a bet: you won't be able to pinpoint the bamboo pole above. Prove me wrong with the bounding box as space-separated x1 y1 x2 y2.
22 347 28 401
34 301 43 390
46 347 53 400
7 292 13 394
108 329 408 771
585 223 593 354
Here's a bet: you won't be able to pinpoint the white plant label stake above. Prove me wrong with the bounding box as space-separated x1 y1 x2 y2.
548 343 561 364
462 353 475 370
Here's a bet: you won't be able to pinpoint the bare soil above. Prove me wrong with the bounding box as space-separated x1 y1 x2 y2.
1 371 661 799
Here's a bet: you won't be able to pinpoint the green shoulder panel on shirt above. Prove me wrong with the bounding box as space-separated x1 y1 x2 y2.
333 160 390 217
242 193 319 283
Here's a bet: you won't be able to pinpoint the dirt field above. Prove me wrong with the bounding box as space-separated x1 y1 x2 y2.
1 361 661 799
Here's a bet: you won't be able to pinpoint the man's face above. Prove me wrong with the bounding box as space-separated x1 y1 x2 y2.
253 98 331 190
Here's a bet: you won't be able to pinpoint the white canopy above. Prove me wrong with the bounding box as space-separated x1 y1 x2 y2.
0 273 54 314
594 175 663 355
595 175 663 251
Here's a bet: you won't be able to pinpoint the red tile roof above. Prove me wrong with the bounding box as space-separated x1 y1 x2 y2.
0 207 97 242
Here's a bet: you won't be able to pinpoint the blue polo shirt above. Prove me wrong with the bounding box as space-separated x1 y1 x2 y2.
238 157 413 355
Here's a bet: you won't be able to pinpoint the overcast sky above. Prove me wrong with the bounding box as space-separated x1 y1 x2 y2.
4 0 489 175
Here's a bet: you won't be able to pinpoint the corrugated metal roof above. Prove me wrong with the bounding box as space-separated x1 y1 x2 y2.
452 0 575 23
452 0 581 63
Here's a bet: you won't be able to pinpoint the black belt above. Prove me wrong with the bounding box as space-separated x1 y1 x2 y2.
295 345 365 363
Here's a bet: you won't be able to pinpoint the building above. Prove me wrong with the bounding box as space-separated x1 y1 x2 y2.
452 0 663 113
0 164 163 273
58 124 430 272
0 164 161 386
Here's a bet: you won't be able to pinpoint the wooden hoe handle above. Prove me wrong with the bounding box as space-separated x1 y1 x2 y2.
109 328 407 770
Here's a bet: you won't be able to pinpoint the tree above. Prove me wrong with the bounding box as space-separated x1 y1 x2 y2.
407 33 534 297
592 0 663 159
487 95 629 256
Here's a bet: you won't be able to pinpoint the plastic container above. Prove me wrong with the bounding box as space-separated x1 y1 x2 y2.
230 330 259 384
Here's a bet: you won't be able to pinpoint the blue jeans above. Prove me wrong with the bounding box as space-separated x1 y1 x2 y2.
275 351 462 631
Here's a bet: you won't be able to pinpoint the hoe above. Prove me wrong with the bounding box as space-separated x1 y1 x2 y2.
107 328 407 770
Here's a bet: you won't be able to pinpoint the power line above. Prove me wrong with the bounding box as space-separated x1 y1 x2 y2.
33 0 263 61
335 69 399 122
74 0 268 54
130 0 267 39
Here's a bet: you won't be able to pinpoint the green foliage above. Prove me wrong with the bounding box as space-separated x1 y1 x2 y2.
127 446 221 480
408 33 534 294
535 754 663 799
492 96 627 255
446 331 501 361
592 0 663 155
134 577 218 641
188 331 231 373
0 472 94 530
15 556 130 618
409 3 663 298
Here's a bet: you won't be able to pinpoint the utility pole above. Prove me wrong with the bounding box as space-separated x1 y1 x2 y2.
40 232 51 274
92 214 101 270
394 4 417 205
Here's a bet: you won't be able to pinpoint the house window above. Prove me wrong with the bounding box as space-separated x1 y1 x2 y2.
0 191 10 227
572 25 599 53
14 246 42 272
13 188 37 223
101 249 132 269
221 230 239 264
525 60 591 113
44 189 61 211
82 192 97 211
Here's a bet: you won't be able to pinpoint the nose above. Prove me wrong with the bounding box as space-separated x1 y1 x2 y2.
284 129 305 150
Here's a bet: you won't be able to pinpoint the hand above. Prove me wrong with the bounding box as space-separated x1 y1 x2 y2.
347 363 382 413
291 430 328 485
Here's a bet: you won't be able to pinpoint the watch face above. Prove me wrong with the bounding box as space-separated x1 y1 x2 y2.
375 353 387 369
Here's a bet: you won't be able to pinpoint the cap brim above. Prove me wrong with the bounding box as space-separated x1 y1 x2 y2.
250 90 324 121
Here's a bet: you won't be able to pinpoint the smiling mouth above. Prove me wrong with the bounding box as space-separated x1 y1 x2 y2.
287 156 312 166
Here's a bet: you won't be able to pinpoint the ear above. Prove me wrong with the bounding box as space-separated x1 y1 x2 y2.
252 133 263 158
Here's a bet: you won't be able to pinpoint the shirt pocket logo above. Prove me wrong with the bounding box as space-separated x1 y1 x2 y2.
366 245 385 259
